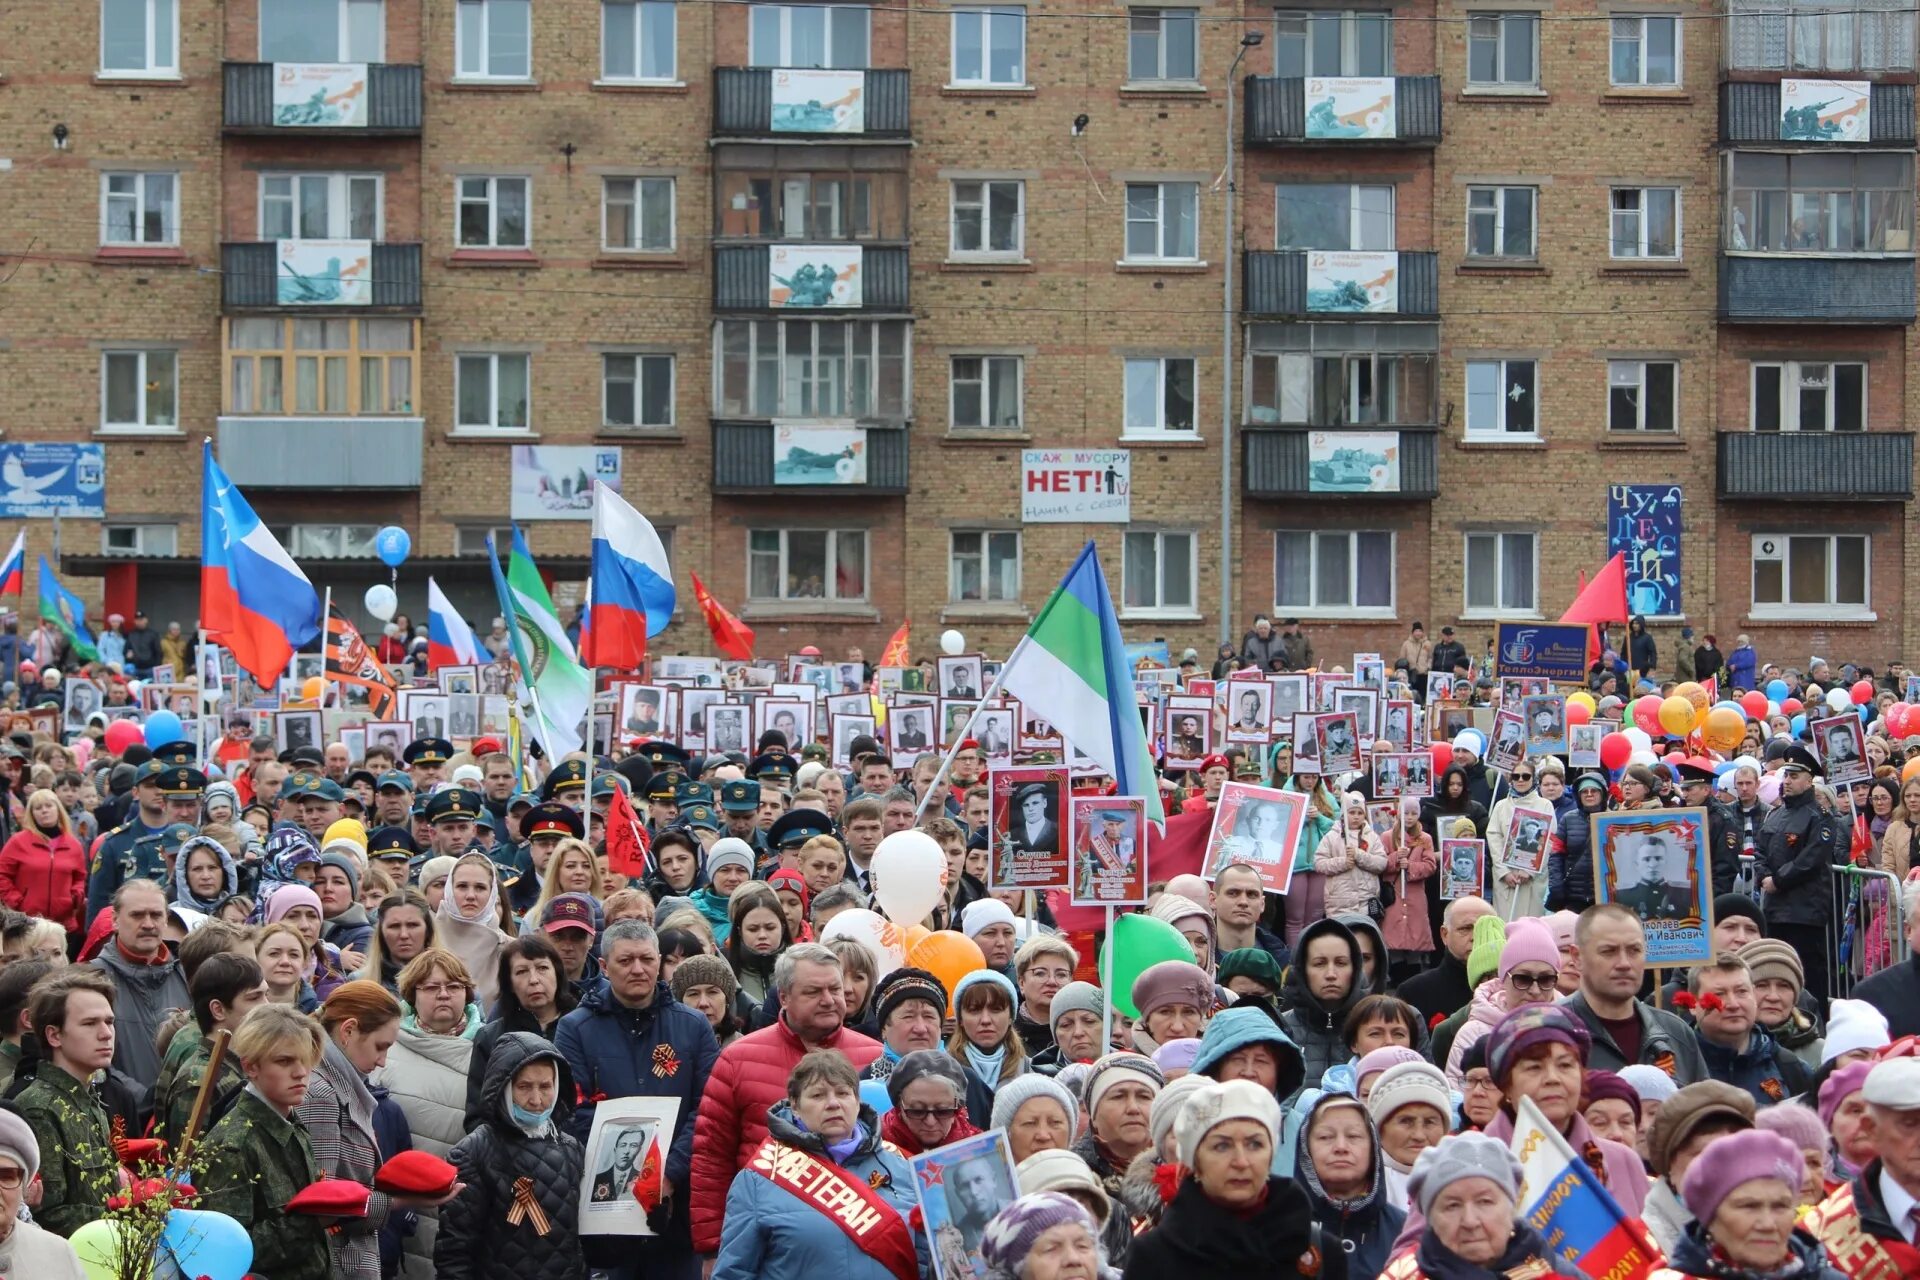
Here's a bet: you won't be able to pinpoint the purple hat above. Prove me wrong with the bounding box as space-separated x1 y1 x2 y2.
1485 1004 1591 1087
1819 1059 1875 1130
1679 1130 1803 1225
980 1192 1097 1280
1583 1070 1638 1112
1755 1101 1828 1155
1152 1038 1202 1074
1356 1045 1424 1085
1130 960 1213 1022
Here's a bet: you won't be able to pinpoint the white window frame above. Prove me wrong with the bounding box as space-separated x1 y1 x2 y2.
455 525 516 557
949 179 1025 259
101 524 178 557
713 319 913 420
100 0 178 76
259 0 386 62
601 176 675 253
100 350 179 432
1464 358 1539 438
951 6 1026 86
1274 530 1396 618
455 0 533 80
1466 185 1537 259
1609 186 1680 259
1466 12 1538 87
456 176 531 249
1274 182 1396 251
259 172 385 242
100 171 179 247
1607 359 1678 432
1609 13 1679 85
1123 356 1198 438
1123 181 1200 262
602 352 676 428
454 352 532 432
1462 531 1539 617
1750 361 1867 432
1750 533 1873 620
1121 530 1199 618
949 354 1024 430
600 0 678 82
281 523 381 559
1127 8 1199 82
949 530 1023 603
748 4 871 68
747 529 870 602
1271 10 1394 77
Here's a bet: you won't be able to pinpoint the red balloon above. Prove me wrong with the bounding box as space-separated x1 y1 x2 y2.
103 720 143 755
1740 690 1769 719
1782 697 1803 716
1891 704 1911 738
1430 742 1454 775
1566 700 1593 727
1599 731 1634 771
1852 679 1876 705
1632 696 1665 737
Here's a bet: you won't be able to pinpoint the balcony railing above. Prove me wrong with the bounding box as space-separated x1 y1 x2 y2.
224 62 423 132
221 242 422 310
1721 81 1915 143
215 417 424 488
712 422 909 492
1244 75 1441 145
1718 430 1913 498
713 68 910 136
1719 254 1915 323
1243 251 1438 318
713 244 909 311
1243 426 1439 497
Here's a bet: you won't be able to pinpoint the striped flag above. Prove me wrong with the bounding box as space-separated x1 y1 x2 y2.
37 555 98 662
0 532 23 596
487 528 591 759
324 603 399 719
426 577 481 669
1510 1096 1661 1280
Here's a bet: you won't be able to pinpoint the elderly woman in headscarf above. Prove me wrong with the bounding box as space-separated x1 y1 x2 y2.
436 851 510 1008
1818 1059 1875 1189
1388 1133 1585 1280
1296 1091 1404 1279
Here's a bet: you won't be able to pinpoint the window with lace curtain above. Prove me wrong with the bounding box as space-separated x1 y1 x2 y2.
1728 0 1914 70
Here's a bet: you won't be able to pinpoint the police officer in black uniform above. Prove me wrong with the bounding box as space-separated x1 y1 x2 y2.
1674 758 1745 897
1755 743 1841 1013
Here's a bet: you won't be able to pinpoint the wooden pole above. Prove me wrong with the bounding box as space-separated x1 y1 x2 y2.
173 1027 232 1170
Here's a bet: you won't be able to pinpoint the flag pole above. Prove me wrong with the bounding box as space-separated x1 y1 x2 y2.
911 658 1014 823
1101 904 1115 1055
196 627 210 770
318 586 331 711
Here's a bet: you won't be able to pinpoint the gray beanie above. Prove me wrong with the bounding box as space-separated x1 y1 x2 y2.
1407 1132 1524 1216
0 1107 39 1180
886 1049 969 1107
1049 981 1103 1031
705 838 755 878
319 850 361 900
990 1073 1080 1133
670 954 738 1006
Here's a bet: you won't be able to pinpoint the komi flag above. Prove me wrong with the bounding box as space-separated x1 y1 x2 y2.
37 555 98 663
487 528 591 759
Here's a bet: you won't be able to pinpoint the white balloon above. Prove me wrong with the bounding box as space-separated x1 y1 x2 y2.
1623 727 1653 752
1826 686 1852 712
364 583 397 622
820 908 905 977
1629 749 1658 767
871 829 948 927
940 629 966 656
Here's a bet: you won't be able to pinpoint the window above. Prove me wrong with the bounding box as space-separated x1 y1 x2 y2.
1246 323 1439 426
102 525 177 557
1464 532 1537 614
456 0 532 78
456 353 531 430
1124 182 1198 261
457 176 530 248
1607 360 1677 432
101 172 177 246
1122 531 1197 614
262 173 381 241
283 524 380 558
261 0 384 61
1726 153 1915 254
1467 13 1537 86
227 317 416 416
748 4 870 68
1728 0 1915 72
714 319 911 419
950 532 1021 602
1275 531 1394 614
1610 15 1678 84
748 530 868 600
1752 534 1869 616
1128 8 1197 81
101 350 177 430
1467 185 1536 258
1752 361 1865 431
950 180 1024 257
950 355 1022 429
602 0 677 80
1464 358 1538 436
1272 10 1391 76
456 525 516 557
603 177 674 252
1123 357 1196 435
714 146 909 241
1610 187 1679 259
603 353 674 427
952 7 1025 84
1275 184 1394 250
101 0 176 74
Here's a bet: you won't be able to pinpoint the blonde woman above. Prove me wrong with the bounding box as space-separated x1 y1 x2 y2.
528 837 606 928
0 789 85 932
257 921 318 1011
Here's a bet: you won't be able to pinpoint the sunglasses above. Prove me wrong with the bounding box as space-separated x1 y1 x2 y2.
1511 773 1533 782
1507 971 1559 992
899 1106 960 1123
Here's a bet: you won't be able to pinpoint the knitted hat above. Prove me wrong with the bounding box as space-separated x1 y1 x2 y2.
669 954 738 1006
1355 1046 1424 1087
264 883 324 924
1149 894 1213 947
953 968 1018 1011
1738 939 1803 995
1130 960 1213 1022
1049 981 1103 1032
1646 1081 1755 1178
1819 1060 1873 1130
1713 893 1766 936
1545 911 1580 952
1497 920 1560 982
1755 1100 1827 1154
1150 1074 1212 1153
1174 1079 1282 1168
1484 1004 1591 1087
992 1073 1080 1135
1153 1038 1202 1074
1823 998 1891 1064
1217 948 1282 991
767 868 811 912
319 850 362 900
1407 1133 1522 1216
0 1108 40 1180
1366 1061 1452 1128
705 837 755 878
418 854 459 889
1617 1064 1679 1106
1014 1151 1112 1227
875 967 949 1032
1679 1130 1802 1225
962 898 1018 939
1081 1052 1164 1114
1451 729 1486 758
1583 1070 1638 1111
980 1192 1097 1280
1467 914 1509 988
886 1049 969 1107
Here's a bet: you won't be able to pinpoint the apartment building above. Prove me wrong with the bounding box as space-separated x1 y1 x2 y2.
0 0 1914 667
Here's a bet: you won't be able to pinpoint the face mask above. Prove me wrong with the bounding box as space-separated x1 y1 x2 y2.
508 1097 555 1130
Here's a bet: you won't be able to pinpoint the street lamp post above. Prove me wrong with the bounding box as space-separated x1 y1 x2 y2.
1221 30 1263 649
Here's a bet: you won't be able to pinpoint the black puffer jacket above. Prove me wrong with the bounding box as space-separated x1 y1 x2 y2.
436 1032 586 1280
1278 918 1368 1094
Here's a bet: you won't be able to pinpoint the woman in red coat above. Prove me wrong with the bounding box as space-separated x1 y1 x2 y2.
0 788 86 931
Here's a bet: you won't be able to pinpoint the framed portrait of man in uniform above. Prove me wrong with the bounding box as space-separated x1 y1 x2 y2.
1815 714 1868 785
988 765 1071 891
1070 795 1146 906
579 1098 681 1236
1594 808 1712 966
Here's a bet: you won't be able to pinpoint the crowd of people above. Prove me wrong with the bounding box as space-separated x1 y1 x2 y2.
0 608 1915 1280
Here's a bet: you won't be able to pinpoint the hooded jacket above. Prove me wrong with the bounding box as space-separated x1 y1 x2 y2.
375 1005 483 1279
90 941 189 1108
1549 788 1598 913
1332 913 1390 1001
1313 821 1390 917
437 1032 587 1280
1280 918 1369 1093
1124 1174 1342 1280
170 835 239 915
0 823 86 929
325 901 375 956
1295 1093 1405 1280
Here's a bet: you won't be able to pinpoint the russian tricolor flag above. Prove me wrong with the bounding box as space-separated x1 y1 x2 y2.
583 480 675 670
427 576 481 670
0 532 23 596
201 442 322 686
1509 1097 1660 1280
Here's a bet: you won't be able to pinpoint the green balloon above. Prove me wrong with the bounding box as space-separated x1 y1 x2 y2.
1099 913 1199 1018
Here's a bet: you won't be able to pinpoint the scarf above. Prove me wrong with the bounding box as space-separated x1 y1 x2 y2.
963 1041 1007 1084
879 1105 982 1157
1416 1222 1567 1280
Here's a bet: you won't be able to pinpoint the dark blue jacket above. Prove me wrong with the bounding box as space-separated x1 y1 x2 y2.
371 1082 418 1278
0 634 23 688
553 980 718 1192
1695 1028 1810 1108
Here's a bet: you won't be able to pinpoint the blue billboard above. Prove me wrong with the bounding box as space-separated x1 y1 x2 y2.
1495 623 1591 683
0 444 106 518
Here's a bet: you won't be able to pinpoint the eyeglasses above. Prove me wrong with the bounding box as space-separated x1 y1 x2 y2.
414 982 467 997
900 1107 960 1122
1507 971 1559 992
0 1167 25 1189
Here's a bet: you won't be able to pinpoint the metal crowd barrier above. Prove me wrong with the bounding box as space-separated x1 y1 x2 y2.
1742 857 1908 1001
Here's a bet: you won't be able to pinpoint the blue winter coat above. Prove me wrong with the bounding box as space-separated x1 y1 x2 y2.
1695 1028 1810 1109
553 980 717 1192
713 1102 922 1280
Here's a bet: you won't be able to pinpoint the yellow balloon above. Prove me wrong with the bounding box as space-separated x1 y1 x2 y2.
302 675 327 702
1674 681 1710 716
1567 691 1596 714
1658 694 1698 737
69 1218 128 1280
1701 706 1746 754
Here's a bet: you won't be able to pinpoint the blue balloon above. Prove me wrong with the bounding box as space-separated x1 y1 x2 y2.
1714 700 1745 718
1790 713 1807 737
1767 678 1791 702
162 1208 252 1280
858 1079 893 1116
144 709 183 748
375 526 411 568
1862 704 1874 723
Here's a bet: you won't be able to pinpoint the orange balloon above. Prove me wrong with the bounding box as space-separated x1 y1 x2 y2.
1904 757 1920 784
1701 705 1746 754
906 930 986 1012
301 676 326 703
903 925 933 951
1674 681 1710 717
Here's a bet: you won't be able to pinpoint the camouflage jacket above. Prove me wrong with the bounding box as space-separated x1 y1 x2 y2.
15 1060 116 1237
197 1087 331 1280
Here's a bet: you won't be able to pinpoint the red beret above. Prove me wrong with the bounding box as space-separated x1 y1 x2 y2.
375 1150 459 1197
957 738 980 752
1199 754 1230 774
285 1177 372 1218
114 1137 167 1168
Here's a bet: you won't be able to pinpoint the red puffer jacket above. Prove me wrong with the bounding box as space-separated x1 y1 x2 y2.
0 827 86 930
689 1016 882 1253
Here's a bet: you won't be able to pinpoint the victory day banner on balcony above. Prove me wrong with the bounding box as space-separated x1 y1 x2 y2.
771 68 865 133
773 425 867 485
1304 76 1396 139
770 245 862 307
278 239 372 305
1308 431 1400 493
1607 484 1682 618
1306 251 1399 313
273 63 370 127
1781 78 1869 141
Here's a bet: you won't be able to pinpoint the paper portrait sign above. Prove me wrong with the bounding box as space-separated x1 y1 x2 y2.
1568 722 1604 769
1486 709 1527 774
988 765 1072 891
1162 694 1214 771
1070 795 1148 906
1373 752 1433 800
1313 711 1362 774
1594 808 1714 966
1334 686 1381 742
1502 807 1556 876
1439 838 1486 900
913 1129 1021 1280
1522 694 1568 757
580 1097 681 1235
1224 681 1274 746
1381 698 1415 751
1814 713 1869 785
1202 782 1309 895
889 703 936 768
